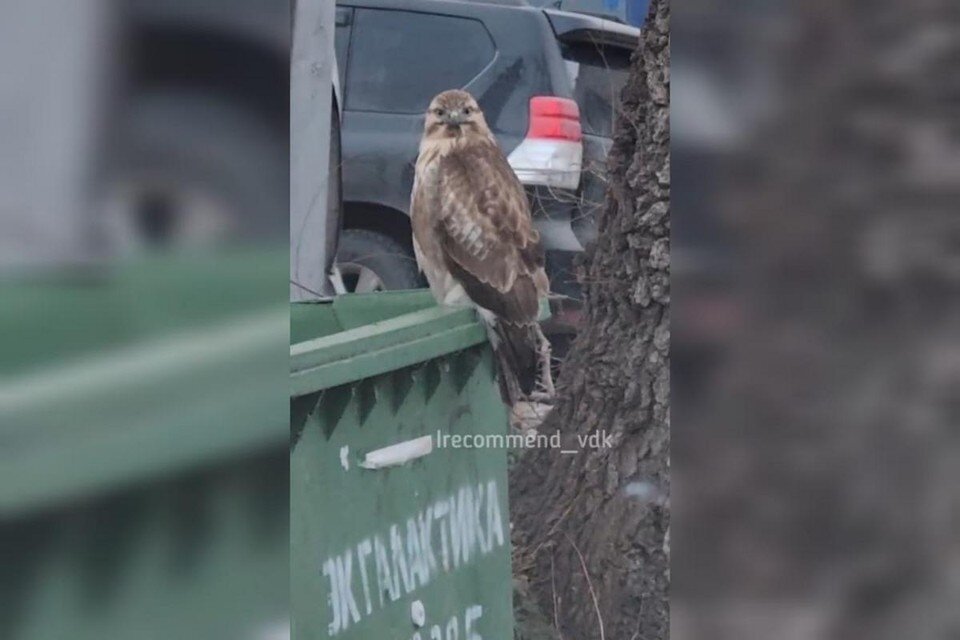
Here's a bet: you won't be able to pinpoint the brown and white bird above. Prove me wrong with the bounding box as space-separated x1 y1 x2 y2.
411 89 553 406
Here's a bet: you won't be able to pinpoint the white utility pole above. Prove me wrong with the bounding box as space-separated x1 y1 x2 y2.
0 0 113 273
290 0 337 300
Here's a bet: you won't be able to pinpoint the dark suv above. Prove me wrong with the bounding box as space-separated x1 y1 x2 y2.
333 0 638 333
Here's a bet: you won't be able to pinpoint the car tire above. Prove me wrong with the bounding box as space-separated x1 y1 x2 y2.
336 229 422 292
102 90 287 251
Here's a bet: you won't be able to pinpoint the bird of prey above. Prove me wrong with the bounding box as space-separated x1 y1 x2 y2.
410 89 553 406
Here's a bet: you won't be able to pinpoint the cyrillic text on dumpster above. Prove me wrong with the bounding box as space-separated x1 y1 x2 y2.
320 480 506 636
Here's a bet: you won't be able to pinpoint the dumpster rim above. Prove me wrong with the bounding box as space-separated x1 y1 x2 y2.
290 304 488 395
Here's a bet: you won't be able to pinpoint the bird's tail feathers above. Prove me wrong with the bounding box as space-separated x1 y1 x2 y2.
487 318 540 405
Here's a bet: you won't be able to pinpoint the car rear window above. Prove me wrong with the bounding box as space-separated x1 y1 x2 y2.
560 41 631 138
345 9 496 114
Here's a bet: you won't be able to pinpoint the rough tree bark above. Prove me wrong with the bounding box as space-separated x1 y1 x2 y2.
676 1 960 638
511 2 670 639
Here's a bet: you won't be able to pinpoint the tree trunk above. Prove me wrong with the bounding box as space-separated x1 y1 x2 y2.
675 1 960 638
511 2 670 639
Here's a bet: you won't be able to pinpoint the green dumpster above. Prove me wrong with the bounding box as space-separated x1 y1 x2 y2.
291 290 515 640
0 251 290 640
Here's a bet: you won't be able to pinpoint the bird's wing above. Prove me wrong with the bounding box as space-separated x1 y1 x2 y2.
436 142 546 323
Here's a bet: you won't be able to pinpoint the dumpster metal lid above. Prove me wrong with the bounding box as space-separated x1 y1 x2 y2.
0 251 288 517
290 290 550 396
290 294 487 396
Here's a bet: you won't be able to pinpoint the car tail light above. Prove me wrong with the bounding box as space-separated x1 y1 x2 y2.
526 97 582 141
507 96 584 190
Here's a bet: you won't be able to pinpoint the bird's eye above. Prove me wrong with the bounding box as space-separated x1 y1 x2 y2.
433 108 445 116
463 107 472 115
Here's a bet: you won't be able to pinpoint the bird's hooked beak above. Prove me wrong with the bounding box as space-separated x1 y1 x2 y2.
442 109 466 126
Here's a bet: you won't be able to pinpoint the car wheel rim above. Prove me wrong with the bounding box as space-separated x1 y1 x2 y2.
338 262 385 293
101 178 233 253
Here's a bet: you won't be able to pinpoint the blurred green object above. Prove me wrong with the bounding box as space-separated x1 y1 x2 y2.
0 250 289 640
291 291 515 640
